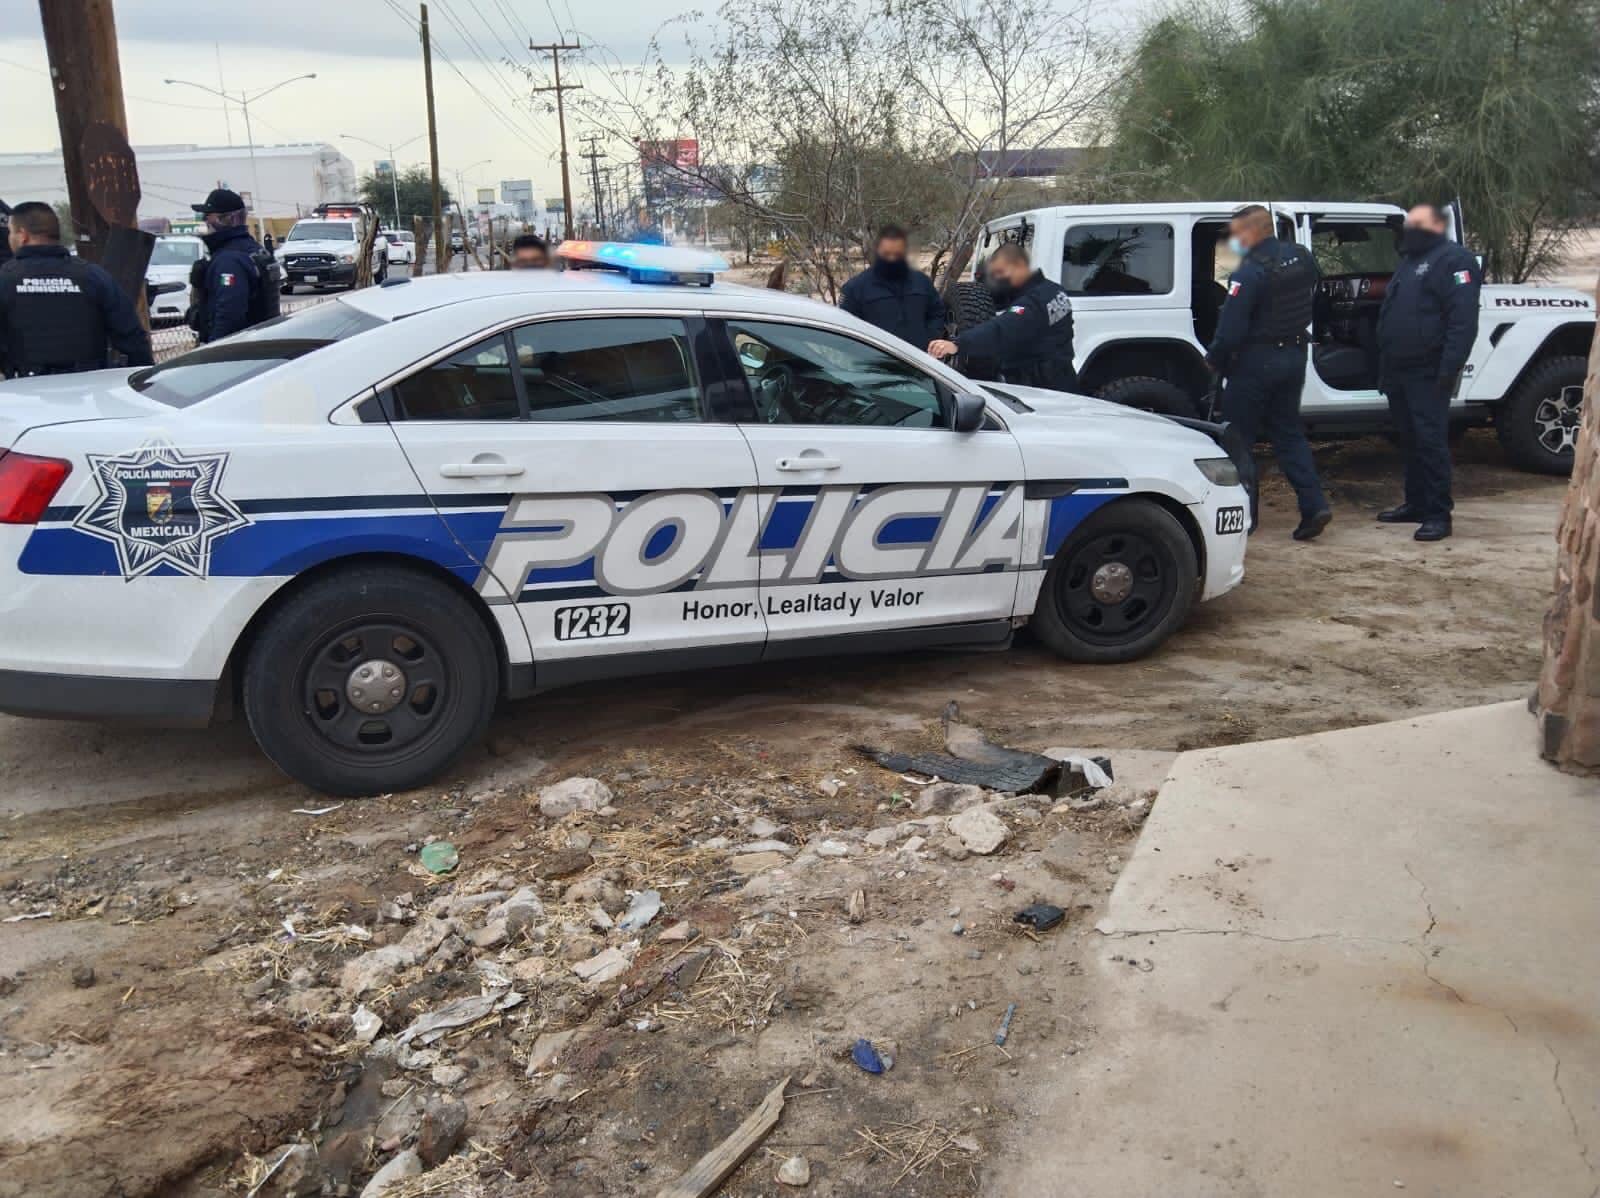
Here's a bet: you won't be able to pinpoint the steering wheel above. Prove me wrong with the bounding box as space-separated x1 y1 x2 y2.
755 361 801 423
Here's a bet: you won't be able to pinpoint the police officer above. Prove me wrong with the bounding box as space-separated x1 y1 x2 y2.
928 243 1076 391
839 224 945 350
1375 204 1482 542
190 188 276 343
0 201 152 379
1207 204 1330 541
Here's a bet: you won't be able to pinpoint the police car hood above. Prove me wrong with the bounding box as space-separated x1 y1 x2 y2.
0 369 160 450
997 384 1203 437
146 263 192 286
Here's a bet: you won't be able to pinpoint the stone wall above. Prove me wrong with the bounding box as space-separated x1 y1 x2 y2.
1535 273 1600 770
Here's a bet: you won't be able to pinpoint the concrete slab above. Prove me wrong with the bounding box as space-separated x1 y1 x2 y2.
992 701 1599 1198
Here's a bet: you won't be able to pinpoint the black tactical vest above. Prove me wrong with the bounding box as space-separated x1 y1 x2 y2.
1010 273 1077 390
2 253 108 374
1250 241 1316 340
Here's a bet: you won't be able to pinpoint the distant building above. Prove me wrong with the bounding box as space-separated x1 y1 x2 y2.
961 147 1097 182
0 143 357 223
500 179 535 222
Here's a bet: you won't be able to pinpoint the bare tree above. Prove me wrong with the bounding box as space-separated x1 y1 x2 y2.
887 0 1117 294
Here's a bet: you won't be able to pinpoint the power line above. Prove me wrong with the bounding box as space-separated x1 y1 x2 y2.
529 38 582 239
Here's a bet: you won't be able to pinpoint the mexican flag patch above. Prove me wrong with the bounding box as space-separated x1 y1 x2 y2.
1228 281 1242 296
1453 270 1472 284
219 273 236 286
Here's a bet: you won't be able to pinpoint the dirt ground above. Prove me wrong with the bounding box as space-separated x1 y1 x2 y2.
0 433 1567 1198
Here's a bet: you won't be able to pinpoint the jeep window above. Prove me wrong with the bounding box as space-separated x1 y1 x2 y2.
287 222 356 242
1310 219 1402 275
1062 224 1175 296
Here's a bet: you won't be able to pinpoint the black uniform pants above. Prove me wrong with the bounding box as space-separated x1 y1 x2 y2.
1221 345 1327 520
1381 365 1452 521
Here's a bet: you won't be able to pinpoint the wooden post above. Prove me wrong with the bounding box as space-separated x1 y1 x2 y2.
420 3 447 273
38 0 130 266
529 40 582 241
1536 271 1600 770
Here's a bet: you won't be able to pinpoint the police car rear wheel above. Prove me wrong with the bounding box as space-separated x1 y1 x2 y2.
1031 500 1198 664
1497 355 1585 475
242 567 499 796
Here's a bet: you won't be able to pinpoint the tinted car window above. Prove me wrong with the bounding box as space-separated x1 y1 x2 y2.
512 318 701 423
1062 223 1175 296
389 335 521 422
726 320 945 428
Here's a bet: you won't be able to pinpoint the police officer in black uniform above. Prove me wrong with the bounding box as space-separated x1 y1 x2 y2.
0 201 152 379
189 188 278 343
1375 204 1482 543
1207 204 1330 541
928 242 1076 391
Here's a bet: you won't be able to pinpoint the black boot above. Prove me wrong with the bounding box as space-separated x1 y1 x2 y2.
1414 518 1452 542
1292 509 1332 541
1377 503 1425 523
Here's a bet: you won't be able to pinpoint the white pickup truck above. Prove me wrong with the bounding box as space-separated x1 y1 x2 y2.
961 201 1594 474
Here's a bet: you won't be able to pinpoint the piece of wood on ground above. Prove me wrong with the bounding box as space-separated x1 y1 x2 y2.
655 1075 790 1198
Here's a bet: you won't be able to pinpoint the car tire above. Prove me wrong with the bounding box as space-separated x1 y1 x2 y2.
952 280 996 334
242 565 500 796
1496 355 1586 475
1096 375 1200 419
1030 498 1199 664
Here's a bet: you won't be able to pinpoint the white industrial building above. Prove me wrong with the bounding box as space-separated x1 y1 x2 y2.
0 143 357 224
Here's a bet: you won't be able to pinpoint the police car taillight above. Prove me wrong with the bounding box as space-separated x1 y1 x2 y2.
0 451 72 525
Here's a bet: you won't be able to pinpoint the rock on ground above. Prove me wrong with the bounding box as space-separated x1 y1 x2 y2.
947 806 1009 855
359 1149 422 1198
914 782 988 815
538 776 614 818
417 1095 468 1166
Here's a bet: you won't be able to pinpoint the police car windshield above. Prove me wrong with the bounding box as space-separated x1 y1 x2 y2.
127 302 384 408
287 222 356 242
149 239 202 265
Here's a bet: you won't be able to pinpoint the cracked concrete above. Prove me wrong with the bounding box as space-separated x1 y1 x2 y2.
991 701 1598 1197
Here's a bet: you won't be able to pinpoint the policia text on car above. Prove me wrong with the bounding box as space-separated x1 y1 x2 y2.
0 202 152 379
1205 204 1332 542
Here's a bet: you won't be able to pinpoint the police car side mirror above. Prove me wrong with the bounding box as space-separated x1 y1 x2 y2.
952 391 987 434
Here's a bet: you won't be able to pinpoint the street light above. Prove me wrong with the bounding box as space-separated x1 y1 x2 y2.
342 132 426 229
453 160 493 267
165 73 317 241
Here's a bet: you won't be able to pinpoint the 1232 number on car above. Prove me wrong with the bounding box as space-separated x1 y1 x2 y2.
554 602 631 641
1215 506 1246 535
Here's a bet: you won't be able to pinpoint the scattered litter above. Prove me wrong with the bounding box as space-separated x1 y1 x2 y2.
396 993 504 1046
616 889 662 933
1013 903 1066 932
855 700 1064 791
777 1154 812 1187
847 889 866 924
1056 754 1113 790
418 842 459 874
290 803 344 816
2 911 51 923
992 1004 1017 1042
351 1005 383 1043
851 1038 885 1075
656 1075 789 1198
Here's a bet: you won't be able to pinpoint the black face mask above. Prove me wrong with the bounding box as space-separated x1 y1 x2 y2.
1400 227 1445 256
872 255 909 281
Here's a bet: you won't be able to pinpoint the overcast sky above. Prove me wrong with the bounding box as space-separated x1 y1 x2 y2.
0 0 1150 201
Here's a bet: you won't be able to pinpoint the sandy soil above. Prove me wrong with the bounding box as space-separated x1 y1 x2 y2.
0 433 1566 1197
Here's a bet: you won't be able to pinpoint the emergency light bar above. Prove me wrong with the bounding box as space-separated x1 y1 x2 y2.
557 240 729 286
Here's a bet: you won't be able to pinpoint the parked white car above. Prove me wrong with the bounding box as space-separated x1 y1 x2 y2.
382 230 416 266
145 235 206 324
0 242 1248 794
276 218 387 293
962 202 1594 474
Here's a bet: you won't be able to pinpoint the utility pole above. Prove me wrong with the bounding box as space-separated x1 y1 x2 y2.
38 0 130 265
421 3 447 271
529 39 581 241
580 136 607 238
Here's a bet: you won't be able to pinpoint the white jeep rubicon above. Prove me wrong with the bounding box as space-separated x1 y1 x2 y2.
959 202 1594 474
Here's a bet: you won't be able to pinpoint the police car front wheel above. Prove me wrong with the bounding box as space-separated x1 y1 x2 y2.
242 566 499 796
1030 500 1199 664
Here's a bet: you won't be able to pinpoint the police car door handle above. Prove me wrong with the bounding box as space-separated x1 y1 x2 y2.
439 461 525 479
775 455 842 472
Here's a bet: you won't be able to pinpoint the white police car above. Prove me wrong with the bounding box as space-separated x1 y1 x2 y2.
0 242 1250 795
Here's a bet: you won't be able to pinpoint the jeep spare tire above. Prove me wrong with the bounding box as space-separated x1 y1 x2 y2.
1096 375 1198 419
1497 355 1586 475
952 280 996 333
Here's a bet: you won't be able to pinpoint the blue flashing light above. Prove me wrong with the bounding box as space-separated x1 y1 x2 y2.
558 240 729 285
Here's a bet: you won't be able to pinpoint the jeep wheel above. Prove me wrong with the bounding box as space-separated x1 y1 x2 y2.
1096 375 1199 419
242 566 499 796
952 280 996 334
1497 355 1586 475
1030 499 1199 664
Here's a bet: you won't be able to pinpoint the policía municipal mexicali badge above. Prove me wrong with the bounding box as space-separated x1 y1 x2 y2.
72 441 250 579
